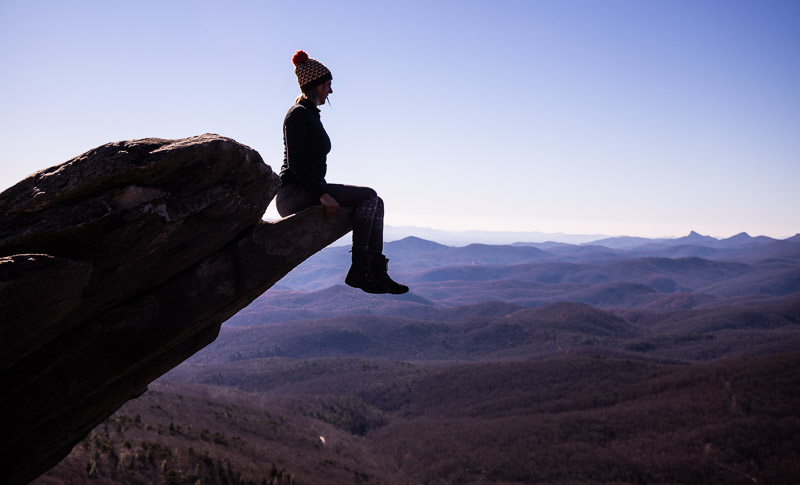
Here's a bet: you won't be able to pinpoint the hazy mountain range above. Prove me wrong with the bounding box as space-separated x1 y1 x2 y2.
259 231 800 303
36 230 800 484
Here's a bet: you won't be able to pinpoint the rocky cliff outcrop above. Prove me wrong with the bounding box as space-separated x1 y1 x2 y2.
0 134 352 484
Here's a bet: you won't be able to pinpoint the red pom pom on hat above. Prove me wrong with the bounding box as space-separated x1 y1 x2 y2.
292 50 309 66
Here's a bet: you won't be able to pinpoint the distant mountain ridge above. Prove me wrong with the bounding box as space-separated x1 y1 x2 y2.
381 226 797 247
584 230 783 250
267 233 800 309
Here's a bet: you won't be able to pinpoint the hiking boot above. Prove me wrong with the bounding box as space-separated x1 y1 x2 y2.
370 253 409 295
345 248 388 294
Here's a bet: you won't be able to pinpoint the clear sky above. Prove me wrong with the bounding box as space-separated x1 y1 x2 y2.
2 0 798 239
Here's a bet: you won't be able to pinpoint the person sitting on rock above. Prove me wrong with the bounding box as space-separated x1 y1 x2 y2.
275 50 408 295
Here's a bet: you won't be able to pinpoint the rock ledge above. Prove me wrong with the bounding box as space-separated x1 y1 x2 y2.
0 134 352 484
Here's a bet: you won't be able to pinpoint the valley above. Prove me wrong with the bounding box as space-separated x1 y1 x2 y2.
35 232 800 484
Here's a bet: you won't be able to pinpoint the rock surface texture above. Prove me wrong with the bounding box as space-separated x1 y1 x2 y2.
0 134 352 484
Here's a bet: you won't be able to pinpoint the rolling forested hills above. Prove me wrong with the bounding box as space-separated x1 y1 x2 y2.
36 233 800 485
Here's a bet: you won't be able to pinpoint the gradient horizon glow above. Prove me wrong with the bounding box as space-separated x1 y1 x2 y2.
2 0 798 239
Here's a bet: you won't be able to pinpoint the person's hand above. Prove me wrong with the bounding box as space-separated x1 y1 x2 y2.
320 193 339 219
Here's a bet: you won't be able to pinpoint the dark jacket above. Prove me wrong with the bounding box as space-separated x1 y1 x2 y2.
279 99 331 198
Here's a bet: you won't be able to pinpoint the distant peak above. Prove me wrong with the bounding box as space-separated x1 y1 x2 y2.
387 236 448 250
684 231 714 240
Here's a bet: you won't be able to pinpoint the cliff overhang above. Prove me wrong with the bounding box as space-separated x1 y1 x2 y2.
0 134 352 484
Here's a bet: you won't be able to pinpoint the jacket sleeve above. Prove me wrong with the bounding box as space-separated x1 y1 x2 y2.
283 108 327 199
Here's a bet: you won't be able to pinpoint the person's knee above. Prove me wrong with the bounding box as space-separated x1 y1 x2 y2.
275 195 289 218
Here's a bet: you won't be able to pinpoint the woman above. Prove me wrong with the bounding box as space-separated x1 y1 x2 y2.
276 50 408 295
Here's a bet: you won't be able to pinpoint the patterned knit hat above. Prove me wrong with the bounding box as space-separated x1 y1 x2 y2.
292 50 332 91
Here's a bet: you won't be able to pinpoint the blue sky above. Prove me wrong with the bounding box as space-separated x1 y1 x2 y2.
1 0 798 239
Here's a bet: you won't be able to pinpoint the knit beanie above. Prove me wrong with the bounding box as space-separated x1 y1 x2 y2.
292 50 332 91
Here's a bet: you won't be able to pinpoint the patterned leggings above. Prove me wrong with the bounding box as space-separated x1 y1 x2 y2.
276 183 384 253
